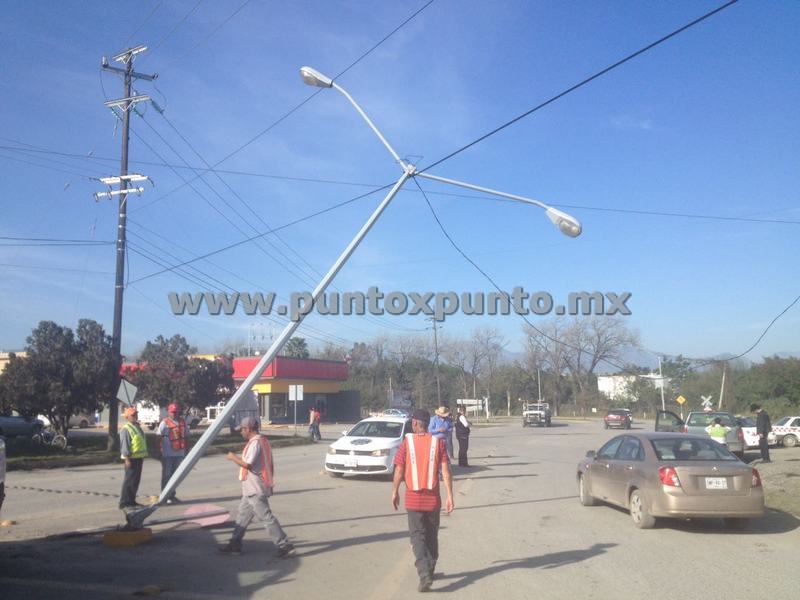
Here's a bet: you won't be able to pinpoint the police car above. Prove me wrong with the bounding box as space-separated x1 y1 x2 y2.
325 416 411 478
772 416 800 448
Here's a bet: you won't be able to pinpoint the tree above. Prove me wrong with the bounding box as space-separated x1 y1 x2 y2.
0 320 115 435
283 337 310 359
125 334 233 410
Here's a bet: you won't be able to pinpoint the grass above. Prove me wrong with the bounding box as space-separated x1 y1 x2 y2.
5 430 313 471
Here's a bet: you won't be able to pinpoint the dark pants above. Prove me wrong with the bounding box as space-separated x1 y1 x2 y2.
407 510 440 582
457 435 470 466
758 436 771 462
161 456 184 500
120 458 143 508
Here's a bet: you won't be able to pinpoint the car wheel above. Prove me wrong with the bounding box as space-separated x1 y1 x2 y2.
629 489 656 529
723 518 749 530
783 434 798 448
328 471 344 478
79 419 89 429
578 475 596 507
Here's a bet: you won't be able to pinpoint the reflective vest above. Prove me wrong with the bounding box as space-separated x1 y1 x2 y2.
164 417 187 451
404 433 439 491
238 435 274 488
124 422 148 459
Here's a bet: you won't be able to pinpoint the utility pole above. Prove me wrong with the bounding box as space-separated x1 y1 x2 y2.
718 363 727 410
658 356 666 412
97 45 156 451
426 317 442 406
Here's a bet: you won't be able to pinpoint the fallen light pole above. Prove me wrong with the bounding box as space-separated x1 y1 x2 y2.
126 66 583 529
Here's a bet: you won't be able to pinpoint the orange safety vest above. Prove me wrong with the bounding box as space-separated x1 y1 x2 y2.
404 433 439 491
164 417 187 451
238 435 274 488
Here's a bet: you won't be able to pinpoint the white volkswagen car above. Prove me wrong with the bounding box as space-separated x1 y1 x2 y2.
325 416 411 478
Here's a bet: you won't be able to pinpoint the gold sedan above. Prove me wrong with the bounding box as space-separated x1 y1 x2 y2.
577 432 764 529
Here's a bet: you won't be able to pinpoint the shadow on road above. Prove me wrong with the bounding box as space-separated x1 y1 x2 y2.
434 543 617 592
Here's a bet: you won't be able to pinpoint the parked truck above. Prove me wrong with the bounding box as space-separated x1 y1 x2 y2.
522 402 552 427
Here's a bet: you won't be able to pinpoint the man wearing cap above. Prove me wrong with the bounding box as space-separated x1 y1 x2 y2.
429 406 454 460
158 403 190 504
392 409 454 593
119 406 148 509
219 416 295 558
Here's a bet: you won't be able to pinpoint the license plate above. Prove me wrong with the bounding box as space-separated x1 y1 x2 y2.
343 457 358 468
705 477 727 490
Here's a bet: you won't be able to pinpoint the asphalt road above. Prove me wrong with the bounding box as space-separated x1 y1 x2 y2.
1 420 797 599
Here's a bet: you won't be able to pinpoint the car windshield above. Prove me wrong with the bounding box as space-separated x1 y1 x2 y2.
607 410 627 416
347 421 404 438
651 437 738 461
773 417 791 427
686 412 734 427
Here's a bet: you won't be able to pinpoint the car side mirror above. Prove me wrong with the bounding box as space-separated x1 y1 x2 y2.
585 450 596 459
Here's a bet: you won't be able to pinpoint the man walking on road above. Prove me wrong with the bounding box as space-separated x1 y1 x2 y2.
392 409 454 593
158 403 189 504
219 417 295 558
751 404 772 463
119 406 148 509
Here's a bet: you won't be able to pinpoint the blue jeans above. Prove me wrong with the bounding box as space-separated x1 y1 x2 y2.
161 455 184 500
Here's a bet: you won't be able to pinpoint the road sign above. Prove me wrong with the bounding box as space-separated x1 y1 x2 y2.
700 395 714 411
116 379 137 406
676 395 686 405
289 384 304 402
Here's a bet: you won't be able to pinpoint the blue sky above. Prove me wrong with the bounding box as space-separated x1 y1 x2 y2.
1 0 798 362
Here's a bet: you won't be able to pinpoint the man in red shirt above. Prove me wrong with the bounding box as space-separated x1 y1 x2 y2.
391 408 454 592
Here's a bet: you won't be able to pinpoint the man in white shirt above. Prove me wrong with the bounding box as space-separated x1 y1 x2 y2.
218 417 295 558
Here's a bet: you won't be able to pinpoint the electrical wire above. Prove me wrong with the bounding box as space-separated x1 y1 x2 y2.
134 0 436 210
151 0 203 51
419 0 740 174
0 263 113 275
122 1 164 50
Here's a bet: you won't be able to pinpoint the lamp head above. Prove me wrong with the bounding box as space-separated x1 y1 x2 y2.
300 66 333 88
545 207 582 238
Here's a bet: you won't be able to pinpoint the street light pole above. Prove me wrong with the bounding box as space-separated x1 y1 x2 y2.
127 66 584 529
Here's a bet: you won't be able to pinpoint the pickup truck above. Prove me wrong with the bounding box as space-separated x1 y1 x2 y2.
522 403 552 427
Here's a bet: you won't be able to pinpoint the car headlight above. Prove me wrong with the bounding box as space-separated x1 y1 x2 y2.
328 444 336 451
371 449 389 457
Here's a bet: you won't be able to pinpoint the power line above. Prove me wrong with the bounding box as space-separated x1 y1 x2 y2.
133 0 436 211
128 183 392 284
122 1 164 49
0 235 112 244
0 263 113 275
151 0 203 51
419 0 740 173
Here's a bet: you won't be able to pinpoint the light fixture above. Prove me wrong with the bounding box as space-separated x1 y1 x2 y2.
300 66 333 88
545 207 582 238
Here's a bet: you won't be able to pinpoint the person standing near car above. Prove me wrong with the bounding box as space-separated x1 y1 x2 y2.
705 417 731 447
219 417 295 558
119 406 148 509
158 403 189 504
392 409 454 593
454 405 471 467
751 404 772 463
429 406 454 460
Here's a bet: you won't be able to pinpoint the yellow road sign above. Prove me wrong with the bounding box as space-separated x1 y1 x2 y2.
676 395 686 405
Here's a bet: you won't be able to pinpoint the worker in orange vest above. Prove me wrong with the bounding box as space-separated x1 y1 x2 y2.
219 416 295 558
158 403 189 505
391 408 454 593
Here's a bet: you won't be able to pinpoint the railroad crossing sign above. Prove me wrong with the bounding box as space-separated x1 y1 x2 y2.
700 395 714 411
676 395 686 405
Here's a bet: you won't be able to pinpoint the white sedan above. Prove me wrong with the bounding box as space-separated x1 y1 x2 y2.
325 416 411 478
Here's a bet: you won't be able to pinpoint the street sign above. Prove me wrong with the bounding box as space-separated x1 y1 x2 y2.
676 395 686 405
116 379 138 406
289 384 304 402
700 395 714 411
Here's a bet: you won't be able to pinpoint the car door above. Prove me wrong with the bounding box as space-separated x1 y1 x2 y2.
656 410 684 432
589 436 625 501
608 437 645 507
